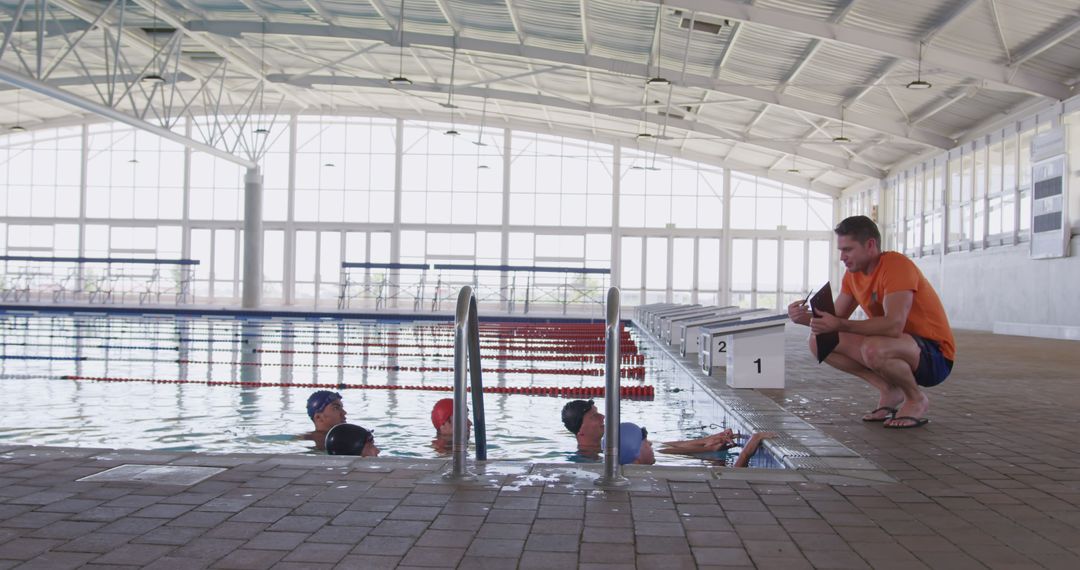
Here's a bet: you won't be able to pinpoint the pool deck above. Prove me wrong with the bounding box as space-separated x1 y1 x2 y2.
2 327 1079 569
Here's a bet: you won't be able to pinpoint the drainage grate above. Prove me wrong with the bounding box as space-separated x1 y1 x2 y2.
78 464 225 485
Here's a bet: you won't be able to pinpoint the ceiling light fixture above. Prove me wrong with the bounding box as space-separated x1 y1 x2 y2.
473 95 489 146
443 37 460 137
142 1 167 84
786 153 800 174
254 19 270 136
129 132 139 164
646 1 669 86
832 107 851 143
388 0 412 86
10 90 26 132
906 42 932 90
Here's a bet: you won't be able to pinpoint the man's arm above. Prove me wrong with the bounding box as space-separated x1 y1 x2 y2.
733 432 777 468
661 429 735 448
811 290 913 338
658 431 738 455
789 290 858 326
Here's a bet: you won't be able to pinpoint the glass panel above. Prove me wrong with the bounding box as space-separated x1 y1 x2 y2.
213 229 235 298
731 239 753 291
697 239 720 291
295 231 316 299
672 238 693 290
807 240 830 289
756 239 778 292
645 237 667 290
620 237 642 289
782 240 804 293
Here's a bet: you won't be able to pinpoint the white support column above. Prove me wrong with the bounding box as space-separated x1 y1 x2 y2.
831 197 841 288
242 167 264 308
500 129 512 307
391 119 404 265
665 235 674 303
77 123 88 264
1011 123 1022 245
181 121 192 261
720 168 732 305
284 114 297 305
691 237 699 304
610 142 622 289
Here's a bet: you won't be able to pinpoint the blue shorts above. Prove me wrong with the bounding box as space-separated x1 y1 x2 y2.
912 335 953 388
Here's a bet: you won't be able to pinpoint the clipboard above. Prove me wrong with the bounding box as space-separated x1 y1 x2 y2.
809 282 839 363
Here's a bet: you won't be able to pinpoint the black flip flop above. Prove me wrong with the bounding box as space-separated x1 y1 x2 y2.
861 406 898 422
884 416 930 429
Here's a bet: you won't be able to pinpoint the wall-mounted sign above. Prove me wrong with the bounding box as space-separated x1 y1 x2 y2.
1030 127 1070 259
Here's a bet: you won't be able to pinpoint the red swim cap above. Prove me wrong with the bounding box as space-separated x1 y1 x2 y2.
431 398 453 429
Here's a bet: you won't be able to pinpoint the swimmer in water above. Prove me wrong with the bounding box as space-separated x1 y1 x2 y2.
301 390 347 451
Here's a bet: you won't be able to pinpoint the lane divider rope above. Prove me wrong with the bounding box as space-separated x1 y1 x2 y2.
60 375 655 399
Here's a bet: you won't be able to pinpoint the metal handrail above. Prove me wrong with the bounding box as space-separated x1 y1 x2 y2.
445 285 487 482
596 287 630 488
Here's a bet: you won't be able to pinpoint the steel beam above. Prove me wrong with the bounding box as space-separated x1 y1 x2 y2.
636 0 1072 100
277 73 885 178
185 19 955 149
0 67 255 167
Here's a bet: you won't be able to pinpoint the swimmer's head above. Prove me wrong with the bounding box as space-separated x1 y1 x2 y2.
307 390 345 430
325 423 379 457
562 399 604 442
602 422 654 465
431 398 469 438
431 398 453 434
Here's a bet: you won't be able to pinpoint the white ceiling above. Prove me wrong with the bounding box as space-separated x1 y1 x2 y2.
2 0 1079 196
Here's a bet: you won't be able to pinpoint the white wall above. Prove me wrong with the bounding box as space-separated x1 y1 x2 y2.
913 235 1080 340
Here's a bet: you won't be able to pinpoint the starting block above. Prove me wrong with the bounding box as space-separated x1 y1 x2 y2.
698 314 788 389
678 308 769 356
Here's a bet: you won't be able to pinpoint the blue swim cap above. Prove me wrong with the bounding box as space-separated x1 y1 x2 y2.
307 390 342 419
601 422 644 465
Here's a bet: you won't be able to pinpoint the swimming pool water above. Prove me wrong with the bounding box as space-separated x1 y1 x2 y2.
0 311 780 468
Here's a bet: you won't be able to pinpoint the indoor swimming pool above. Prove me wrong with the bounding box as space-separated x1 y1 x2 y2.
0 310 780 468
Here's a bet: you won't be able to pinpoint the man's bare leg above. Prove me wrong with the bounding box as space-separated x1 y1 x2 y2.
810 333 905 421
859 336 928 427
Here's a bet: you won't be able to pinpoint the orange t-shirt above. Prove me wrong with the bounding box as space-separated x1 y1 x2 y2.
841 252 956 361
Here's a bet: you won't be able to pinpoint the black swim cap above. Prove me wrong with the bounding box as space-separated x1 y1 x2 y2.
325 423 372 455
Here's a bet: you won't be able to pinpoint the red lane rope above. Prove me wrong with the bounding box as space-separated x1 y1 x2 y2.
308 340 639 353
60 375 654 399
251 348 647 364
175 359 648 379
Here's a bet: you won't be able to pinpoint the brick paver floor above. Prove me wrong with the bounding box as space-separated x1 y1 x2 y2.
2 328 1079 568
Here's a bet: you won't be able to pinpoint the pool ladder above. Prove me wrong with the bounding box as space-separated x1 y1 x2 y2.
444 285 487 481
444 285 629 487
596 287 630 488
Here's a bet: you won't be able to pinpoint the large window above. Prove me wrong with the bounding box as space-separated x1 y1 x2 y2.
885 122 1039 259
511 133 611 227
1 116 837 308
403 121 501 225
0 127 81 219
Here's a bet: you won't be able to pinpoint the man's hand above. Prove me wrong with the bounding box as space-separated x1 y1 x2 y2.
810 311 843 335
787 299 811 326
703 429 737 450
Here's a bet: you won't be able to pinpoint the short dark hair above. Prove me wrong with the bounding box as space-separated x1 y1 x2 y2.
834 215 881 246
